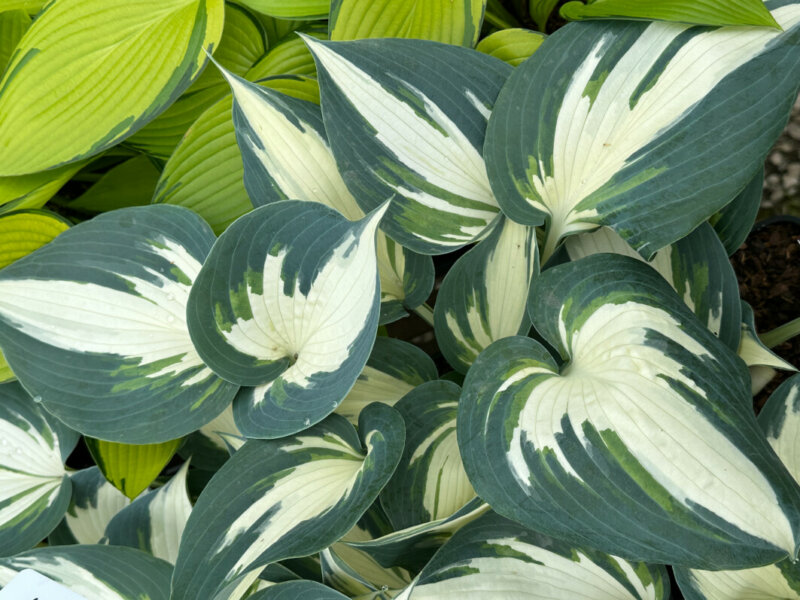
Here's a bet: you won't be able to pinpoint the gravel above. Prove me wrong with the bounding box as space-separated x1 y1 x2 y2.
762 95 800 217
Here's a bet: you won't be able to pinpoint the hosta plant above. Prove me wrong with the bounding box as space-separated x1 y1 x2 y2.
0 0 799 598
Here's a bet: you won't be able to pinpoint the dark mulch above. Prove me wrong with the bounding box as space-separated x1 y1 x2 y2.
731 219 800 411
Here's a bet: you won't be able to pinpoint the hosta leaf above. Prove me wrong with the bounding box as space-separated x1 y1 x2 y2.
459 253 800 569
152 27 324 234
485 4 800 260
328 0 485 47
435 217 538 373
105 461 193 563
529 0 560 30
322 541 411 597
62 155 160 214
0 209 69 269
85 438 182 499
560 0 780 28
188 201 386 438
565 223 741 349
0 0 224 176
0 545 172 599
307 37 512 254
0 1 43 13
248 25 324 80
48 467 130 546
712 168 764 256
237 0 329 19
0 161 86 214
222 68 434 323
0 353 13 383
380 381 475 529
675 375 800 599
341 498 490 572
475 28 546 66
396 511 670 599
739 301 795 371
0 9 29 74
336 337 437 425
0 382 72 556
249 581 348 600
126 3 267 159
180 403 245 471
170 405 404 600
0 205 238 443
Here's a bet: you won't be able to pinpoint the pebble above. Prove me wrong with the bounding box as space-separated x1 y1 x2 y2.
763 93 800 212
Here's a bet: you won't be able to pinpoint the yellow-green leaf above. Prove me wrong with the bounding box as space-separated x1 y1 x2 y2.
0 9 29 74
0 0 225 176
329 0 486 46
237 0 329 19
0 352 13 383
475 28 546 66
0 1 43 13
85 438 183 500
529 0 559 30
62 155 161 214
0 161 87 214
0 209 70 269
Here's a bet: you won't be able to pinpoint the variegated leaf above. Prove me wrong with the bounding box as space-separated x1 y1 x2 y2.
712 168 764 256
180 403 245 470
0 0 224 175
322 541 412 597
104 461 192 563
396 511 670 599
341 498 490 572
0 205 238 443
435 217 538 373
48 467 130 546
739 301 796 371
675 375 800 599
0 545 172 599
336 337 438 425
248 581 349 600
485 2 800 260
170 405 404 600
188 201 386 439
0 382 75 556
459 253 800 568
565 222 741 349
381 381 475 529
306 36 512 254
221 66 434 323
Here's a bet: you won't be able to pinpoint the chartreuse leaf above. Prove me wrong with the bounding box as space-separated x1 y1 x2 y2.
395 511 669 599
560 0 780 28
105 461 193 563
126 2 267 159
0 9 29 73
485 4 800 260
529 0 559 30
0 0 224 176
475 28 546 66
328 0 485 46
61 155 160 214
307 37 511 254
0 545 172 599
48 467 130 546
152 26 325 234
188 201 386 439
0 354 13 383
0 382 73 556
565 223 741 349
250 581 348 600
85 438 182 499
0 160 86 214
170 405 404 600
675 375 800 599
0 205 238 443
435 218 537 373
220 67 434 323
237 0 328 19
336 338 437 425
712 168 764 256
460 253 800 569
341 498 490 572
381 381 475 529
0 1 43 13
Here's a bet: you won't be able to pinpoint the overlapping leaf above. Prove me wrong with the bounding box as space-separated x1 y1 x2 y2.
0 9 29 74
485 3 800 259
0 382 76 556
711 168 764 256
237 0 329 19
475 28 547 66
435 217 538 372
0 545 172 599
395 511 670 599
171 405 404 600
0 0 224 175
188 201 386 438
221 68 434 323
307 36 512 254
459 253 800 568
0 205 238 443
565 223 741 349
